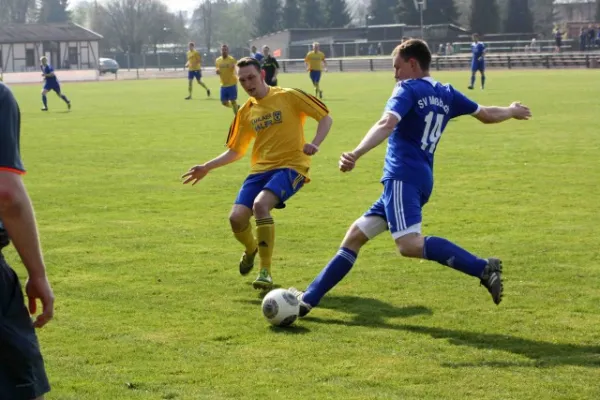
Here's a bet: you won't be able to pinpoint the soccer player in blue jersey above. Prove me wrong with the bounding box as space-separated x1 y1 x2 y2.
290 39 531 316
251 46 264 64
469 34 486 90
40 57 71 112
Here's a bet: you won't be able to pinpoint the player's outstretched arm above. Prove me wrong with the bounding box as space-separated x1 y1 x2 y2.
304 115 333 156
352 113 398 157
181 149 243 185
0 172 54 328
339 112 398 172
474 102 531 124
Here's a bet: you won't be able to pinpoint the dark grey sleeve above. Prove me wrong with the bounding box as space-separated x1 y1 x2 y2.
0 83 24 174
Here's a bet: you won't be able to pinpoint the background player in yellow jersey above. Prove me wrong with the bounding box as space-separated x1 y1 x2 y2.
215 44 239 115
304 42 327 99
182 57 334 290
185 42 210 100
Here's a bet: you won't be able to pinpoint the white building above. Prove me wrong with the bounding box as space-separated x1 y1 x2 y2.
0 23 103 73
553 0 596 23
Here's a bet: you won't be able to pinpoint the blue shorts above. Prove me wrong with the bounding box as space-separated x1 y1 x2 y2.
188 70 202 80
471 60 485 72
220 85 237 102
43 82 61 93
234 168 306 210
309 70 321 83
363 180 431 239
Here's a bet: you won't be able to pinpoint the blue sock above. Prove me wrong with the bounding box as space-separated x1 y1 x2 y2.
470 74 475 87
481 75 486 88
304 247 357 307
60 94 69 103
423 236 487 278
42 94 47 108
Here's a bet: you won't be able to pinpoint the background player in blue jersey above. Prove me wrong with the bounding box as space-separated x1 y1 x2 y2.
469 34 486 90
251 45 264 64
40 56 71 112
290 39 531 316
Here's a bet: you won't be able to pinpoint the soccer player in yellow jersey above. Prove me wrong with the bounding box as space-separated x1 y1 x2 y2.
215 44 239 115
304 42 327 99
185 42 210 100
182 57 334 290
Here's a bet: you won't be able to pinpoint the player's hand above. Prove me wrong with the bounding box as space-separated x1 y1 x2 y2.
510 102 532 120
25 275 55 329
339 152 357 172
182 165 210 185
303 143 319 156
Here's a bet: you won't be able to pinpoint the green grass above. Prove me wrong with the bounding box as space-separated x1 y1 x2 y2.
5 70 600 400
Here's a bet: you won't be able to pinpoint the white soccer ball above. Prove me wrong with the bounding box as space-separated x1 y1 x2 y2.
261 288 300 327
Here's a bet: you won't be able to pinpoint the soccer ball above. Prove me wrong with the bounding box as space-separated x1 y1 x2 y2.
261 288 300 327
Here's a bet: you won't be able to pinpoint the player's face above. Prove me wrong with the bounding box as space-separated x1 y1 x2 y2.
393 54 420 81
472 35 479 42
221 45 228 56
189 44 194 51
41 58 47 66
238 66 264 98
263 47 270 56
313 45 319 52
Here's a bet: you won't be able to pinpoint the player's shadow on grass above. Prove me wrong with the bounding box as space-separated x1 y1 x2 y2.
398 324 600 368
305 296 600 368
304 295 433 327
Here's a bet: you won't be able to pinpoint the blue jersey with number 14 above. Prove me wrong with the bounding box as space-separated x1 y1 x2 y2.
382 77 479 193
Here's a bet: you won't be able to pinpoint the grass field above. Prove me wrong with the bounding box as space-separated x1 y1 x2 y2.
4 69 600 400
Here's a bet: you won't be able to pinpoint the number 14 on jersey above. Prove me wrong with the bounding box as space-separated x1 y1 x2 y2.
421 111 445 154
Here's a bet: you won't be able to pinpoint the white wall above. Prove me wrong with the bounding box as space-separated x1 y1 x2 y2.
59 40 100 68
1 40 99 72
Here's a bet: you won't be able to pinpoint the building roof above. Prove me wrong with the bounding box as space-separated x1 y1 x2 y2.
0 23 103 44
553 0 594 4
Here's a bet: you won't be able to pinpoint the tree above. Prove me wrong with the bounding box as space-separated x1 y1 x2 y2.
395 0 458 25
38 0 71 23
191 0 254 50
322 0 350 27
369 0 396 25
347 0 369 26
146 2 187 53
282 0 300 29
0 0 37 23
256 0 281 36
298 0 323 28
470 0 500 35
102 0 179 54
503 0 534 33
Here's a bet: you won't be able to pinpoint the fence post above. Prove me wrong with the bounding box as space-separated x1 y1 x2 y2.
282 61 286 73
544 55 550 69
586 54 590 68
435 57 439 71
369 58 373 72
339 59 343 72
507 56 511 69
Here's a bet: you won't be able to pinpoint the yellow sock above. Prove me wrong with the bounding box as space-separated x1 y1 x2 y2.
231 101 239 114
233 223 257 254
255 217 274 274
188 83 192 96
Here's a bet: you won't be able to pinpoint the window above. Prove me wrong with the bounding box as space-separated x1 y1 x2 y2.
25 49 35 67
68 47 78 66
